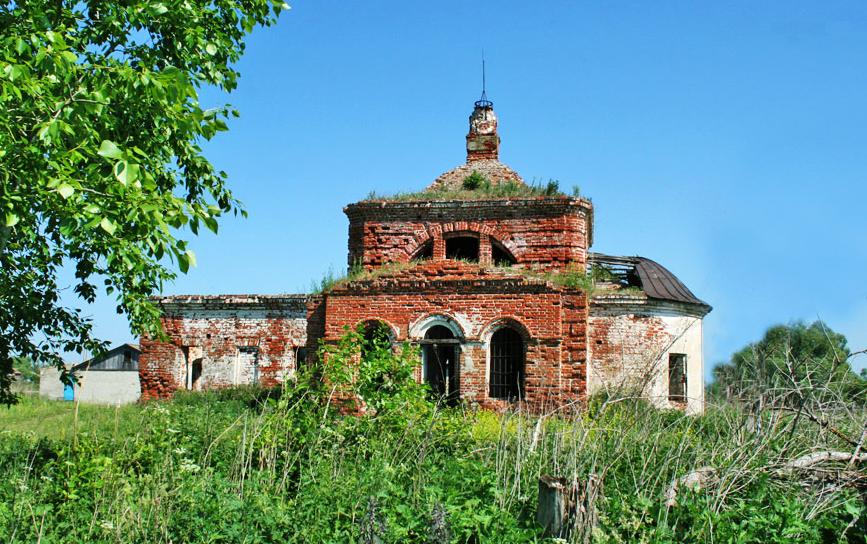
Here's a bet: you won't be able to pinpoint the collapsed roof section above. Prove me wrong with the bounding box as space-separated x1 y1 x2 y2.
589 253 711 313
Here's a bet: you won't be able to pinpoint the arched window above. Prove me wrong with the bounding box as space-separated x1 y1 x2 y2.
421 325 460 404
489 327 524 400
412 240 433 260
491 240 516 266
446 236 479 262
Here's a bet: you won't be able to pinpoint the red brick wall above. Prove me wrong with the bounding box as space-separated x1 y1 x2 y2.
139 337 184 400
322 264 588 410
344 198 593 271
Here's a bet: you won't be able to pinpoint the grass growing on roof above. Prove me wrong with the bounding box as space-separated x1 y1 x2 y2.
311 259 646 298
309 260 417 294
364 178 571 202
487 262 644 296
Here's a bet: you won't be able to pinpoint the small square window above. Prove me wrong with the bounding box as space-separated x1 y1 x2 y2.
668 354 687 402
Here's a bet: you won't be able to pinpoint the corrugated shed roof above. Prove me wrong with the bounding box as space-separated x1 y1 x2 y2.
590 253 711 310
71 343 141 372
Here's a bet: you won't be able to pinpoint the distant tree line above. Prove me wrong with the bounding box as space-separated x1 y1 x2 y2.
709 320 866 404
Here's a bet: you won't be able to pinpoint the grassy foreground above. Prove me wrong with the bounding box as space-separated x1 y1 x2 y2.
2 330 865 543
1 390 864 543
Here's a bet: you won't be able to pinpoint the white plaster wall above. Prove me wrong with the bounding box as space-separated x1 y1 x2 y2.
653 316 704 414
75 370 141 405
588 310 705 414
40 368 66 400
40 368 141 404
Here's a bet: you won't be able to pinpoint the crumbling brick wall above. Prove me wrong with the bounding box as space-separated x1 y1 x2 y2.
588 296 705 413
345 198 593 271
322 261 589 410
140 295 309 400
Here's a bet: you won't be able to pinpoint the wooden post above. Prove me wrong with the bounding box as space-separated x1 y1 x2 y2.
537 476 573 539
537 475 601 543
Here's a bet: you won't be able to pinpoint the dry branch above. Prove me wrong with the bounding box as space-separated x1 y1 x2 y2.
664 466 717 507
782 451 867 470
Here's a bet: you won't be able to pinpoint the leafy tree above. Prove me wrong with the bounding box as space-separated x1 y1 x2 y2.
0 0 288 404
710 320 864 404
357 322 427 414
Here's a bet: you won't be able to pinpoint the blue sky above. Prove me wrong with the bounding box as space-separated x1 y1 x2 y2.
81 1 867 377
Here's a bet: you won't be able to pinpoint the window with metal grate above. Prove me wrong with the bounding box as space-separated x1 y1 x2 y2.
489 327 524 400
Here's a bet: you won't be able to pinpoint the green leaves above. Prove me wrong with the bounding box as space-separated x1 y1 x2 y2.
99 218 117 235
56 184 75 199
113 161 140 185
145 2 169 16
97 140 124 160
0 0 288 404
176 249 197 273
3 63 26 81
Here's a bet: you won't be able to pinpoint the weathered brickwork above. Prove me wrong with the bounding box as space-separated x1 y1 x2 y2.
345 198 593 271
140 295 308 400
588 296 706 414
319 260 587 410
139 96 710 413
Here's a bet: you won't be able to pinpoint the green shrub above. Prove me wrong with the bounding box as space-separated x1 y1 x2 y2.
1 330 864 543
461 170 490 190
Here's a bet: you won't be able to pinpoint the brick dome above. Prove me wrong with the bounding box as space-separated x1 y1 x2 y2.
428 159 525 191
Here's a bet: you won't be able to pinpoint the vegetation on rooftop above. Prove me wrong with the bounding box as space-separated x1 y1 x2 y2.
309 260 415 294
311 259 646 296
364 175 583 202
493 262 645 296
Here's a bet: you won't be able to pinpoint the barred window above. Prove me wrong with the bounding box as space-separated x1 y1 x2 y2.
489 327 524 400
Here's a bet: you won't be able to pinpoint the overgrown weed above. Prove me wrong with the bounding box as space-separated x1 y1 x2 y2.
1 328 864 542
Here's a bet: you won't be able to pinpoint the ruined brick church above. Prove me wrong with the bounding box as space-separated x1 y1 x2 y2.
140 93 711 413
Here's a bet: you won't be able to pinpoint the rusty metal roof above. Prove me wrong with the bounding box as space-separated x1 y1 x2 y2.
589 253 711 310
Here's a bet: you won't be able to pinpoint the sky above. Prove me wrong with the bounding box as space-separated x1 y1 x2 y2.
77 1 867 378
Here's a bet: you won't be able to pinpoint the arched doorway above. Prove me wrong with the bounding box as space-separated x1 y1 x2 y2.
489 327 525 400
421 325 460 404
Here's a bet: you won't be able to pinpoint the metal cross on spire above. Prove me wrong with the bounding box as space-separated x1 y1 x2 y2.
476 52 493 108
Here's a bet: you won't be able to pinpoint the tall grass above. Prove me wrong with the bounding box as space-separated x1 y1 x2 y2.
1 333 864 543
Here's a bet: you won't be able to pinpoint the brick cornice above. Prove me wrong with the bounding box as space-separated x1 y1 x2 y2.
152 294 309 313
345 196 592 217
590 294 711 318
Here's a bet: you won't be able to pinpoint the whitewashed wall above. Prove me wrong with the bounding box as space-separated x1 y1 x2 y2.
588 298 706 414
